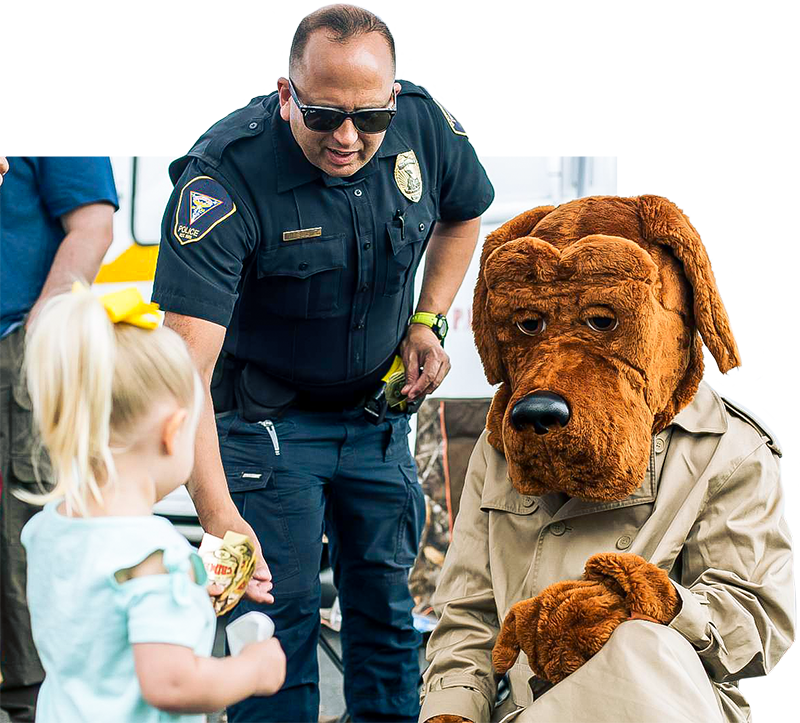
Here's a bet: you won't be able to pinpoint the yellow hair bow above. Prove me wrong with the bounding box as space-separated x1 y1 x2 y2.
71 281 161 330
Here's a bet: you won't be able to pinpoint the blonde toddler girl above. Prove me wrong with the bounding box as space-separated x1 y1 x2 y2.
20 284 285 722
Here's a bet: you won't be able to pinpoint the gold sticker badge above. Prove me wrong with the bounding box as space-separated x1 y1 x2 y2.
394 150 423 203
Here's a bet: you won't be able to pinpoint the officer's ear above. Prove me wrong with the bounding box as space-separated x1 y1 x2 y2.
277 78 292 122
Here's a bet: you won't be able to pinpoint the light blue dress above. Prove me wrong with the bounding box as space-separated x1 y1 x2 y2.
21 501 217 722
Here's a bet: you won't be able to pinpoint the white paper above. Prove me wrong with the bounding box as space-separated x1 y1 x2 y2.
225 611 275 656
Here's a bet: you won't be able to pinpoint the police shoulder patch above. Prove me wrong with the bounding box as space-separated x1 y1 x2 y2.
173 176 236 245
431 98 468 137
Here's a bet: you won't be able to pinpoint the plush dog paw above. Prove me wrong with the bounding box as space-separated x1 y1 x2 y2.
492 578 629 683
424 716 473 723
583 552 680 623
492 554 680 685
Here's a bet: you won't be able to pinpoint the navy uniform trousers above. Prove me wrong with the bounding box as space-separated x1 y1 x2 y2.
218 405 426 723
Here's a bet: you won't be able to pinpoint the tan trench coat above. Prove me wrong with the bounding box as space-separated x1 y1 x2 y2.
420 383 795 723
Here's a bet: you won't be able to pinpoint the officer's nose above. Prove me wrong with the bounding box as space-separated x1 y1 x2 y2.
510 391 571 435
332 118 360 147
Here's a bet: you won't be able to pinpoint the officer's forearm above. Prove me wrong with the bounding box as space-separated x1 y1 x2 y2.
187 387 240 533
163 311 239 532
415 217 482 314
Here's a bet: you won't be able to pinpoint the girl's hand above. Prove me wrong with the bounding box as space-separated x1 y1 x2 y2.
240 638 286 696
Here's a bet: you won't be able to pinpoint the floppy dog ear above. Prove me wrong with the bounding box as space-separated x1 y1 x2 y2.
638 195 741 373
473 206 555 384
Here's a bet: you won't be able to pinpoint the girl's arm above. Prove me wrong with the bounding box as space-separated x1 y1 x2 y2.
119 548 286 714
133 638 285 714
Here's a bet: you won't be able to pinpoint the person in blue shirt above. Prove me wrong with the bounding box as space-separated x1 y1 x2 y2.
0 157 118 722
20 284 286 722
152 5 495 722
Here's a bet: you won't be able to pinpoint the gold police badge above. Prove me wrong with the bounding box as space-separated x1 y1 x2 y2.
394 151 422 203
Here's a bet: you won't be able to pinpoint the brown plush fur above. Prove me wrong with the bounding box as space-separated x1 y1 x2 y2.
492 553 680 684
428 195 737 712
473 195 739 501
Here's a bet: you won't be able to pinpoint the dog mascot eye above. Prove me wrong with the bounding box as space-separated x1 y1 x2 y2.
586 315 619 332
517 318 546 336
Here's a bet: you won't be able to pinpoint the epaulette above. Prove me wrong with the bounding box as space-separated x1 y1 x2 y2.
722 397 782 457
397 80 431 99
169 95 271 183
398 80 468 138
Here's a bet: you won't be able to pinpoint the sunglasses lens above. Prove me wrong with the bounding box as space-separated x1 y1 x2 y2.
303 109 344 132
303 109 394 133
352 111 394 133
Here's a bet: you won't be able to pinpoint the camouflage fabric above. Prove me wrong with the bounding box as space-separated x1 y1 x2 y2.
410 398 491 619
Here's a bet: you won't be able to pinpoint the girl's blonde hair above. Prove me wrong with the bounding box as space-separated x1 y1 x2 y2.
22 285 200 516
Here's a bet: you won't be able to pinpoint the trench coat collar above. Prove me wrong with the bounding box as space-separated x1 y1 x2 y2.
669 381 729 435
538 464 659 521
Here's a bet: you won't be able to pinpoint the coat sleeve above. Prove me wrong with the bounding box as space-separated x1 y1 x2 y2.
668 429 795 683
419 436 500 723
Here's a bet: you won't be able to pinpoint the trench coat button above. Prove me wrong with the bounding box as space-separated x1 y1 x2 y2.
419 222 426 232
654 437 666 454
550 521 566 536
248 122 258 130
616 534 632 549
354 189 363 197
298 262 309 271
523 496 535 507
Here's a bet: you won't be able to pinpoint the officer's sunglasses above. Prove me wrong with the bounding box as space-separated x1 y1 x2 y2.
287 79 397 134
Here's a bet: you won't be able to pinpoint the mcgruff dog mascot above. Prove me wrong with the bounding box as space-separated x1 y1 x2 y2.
419 196 794 723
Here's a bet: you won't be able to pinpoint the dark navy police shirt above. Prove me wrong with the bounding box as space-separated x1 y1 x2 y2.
0 157 119 338
152 82 494 401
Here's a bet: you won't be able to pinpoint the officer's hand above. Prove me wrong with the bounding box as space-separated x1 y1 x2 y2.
247 556 276 605
211 512 275 604
0 157 8 187
400 324 451 401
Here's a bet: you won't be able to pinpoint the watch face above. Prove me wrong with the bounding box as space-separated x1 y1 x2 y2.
437 316 449 337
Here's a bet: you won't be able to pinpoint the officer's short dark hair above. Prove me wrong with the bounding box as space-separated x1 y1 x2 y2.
290 4 396 75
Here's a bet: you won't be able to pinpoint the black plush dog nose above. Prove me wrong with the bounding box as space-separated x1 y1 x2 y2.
510 391 571 435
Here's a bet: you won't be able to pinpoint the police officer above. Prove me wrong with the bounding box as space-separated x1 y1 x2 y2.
152 5 494 722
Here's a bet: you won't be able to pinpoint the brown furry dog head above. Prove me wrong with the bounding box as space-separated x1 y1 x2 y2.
473 195 740 501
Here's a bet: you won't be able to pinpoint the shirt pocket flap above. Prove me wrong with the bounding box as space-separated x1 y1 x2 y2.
386 199 434 256
386 220 414 256
226 466 273 493
480 489 539 515
257 233 345 279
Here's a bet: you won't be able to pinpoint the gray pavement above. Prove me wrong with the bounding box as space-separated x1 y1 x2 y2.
205 624 345 723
